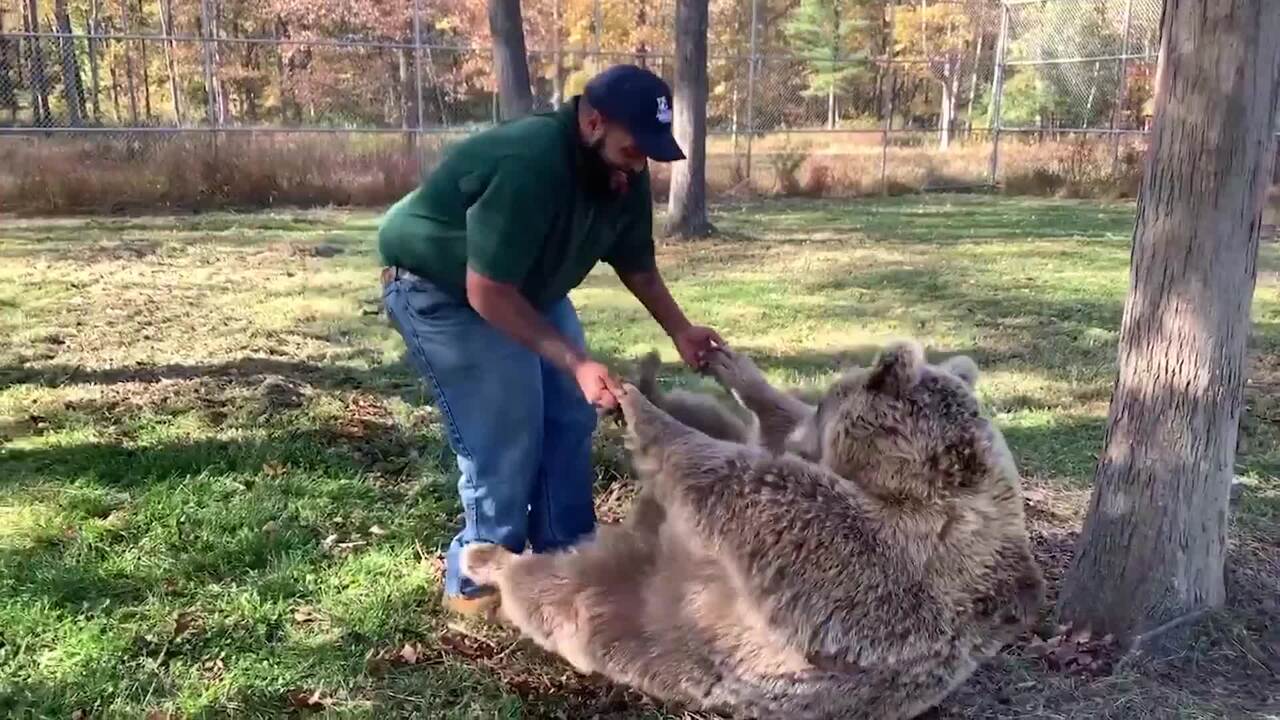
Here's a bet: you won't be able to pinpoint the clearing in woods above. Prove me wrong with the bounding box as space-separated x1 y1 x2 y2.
0 196 1277 718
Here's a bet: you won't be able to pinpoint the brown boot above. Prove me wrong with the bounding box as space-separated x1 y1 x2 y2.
442 590 501 621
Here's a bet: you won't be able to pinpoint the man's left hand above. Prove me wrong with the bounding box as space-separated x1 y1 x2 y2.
673 325 725 370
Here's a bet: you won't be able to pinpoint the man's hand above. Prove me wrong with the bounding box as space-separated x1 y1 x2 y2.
617 269 726 371
673 325 725 370
573 359 625 410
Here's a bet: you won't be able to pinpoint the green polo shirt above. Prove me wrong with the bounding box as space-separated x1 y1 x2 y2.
377 96 657 309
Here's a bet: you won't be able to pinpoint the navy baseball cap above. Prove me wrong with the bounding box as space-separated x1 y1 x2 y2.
583 64 686 162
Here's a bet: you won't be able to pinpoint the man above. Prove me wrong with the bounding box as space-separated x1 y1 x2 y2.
377 64 723 615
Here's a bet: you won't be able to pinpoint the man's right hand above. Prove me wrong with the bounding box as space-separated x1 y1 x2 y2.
573 359 624 410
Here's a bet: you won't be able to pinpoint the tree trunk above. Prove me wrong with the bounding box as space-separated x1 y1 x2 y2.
159 0 183 124
108 53 122 122
54 0 84 126
137 0 152 120
551 0 565 108
87 0 101 122
939 65 953 150
1056 0 1280 641
117 0 139 124
212 0 228 123
23 0 50 126
665 0 713 239
487 0 534 121
635 4 648 68
966 32 983 131
0 12 15 120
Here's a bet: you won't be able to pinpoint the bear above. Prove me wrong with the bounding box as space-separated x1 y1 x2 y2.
464 339 1044 719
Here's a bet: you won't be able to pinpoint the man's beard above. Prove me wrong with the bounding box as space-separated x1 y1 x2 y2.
582 137 637 198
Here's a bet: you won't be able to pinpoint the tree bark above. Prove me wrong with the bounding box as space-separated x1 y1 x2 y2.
54 0 85 126
87 0 101 122
137 0 152 120
665 0 714 239
159 0 183 124
117 0 139 124
487 0 534 121
551 0 565 108
1056 0 1280 641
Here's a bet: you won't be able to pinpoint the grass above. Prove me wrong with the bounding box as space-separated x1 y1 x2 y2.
1 195 1278 719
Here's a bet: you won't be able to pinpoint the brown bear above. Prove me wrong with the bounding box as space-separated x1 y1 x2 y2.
464 340 1044 719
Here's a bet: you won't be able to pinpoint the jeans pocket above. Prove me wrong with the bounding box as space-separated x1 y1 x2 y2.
402 278 452 323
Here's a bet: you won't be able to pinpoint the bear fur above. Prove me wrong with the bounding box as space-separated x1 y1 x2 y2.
463 340 1044 719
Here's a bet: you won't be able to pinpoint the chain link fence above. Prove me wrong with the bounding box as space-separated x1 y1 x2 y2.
0 0 1168 212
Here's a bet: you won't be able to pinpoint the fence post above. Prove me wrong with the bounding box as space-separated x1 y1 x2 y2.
743 0 759 182
412 0 426 138
1109 0 1134 177
987 1 1010 186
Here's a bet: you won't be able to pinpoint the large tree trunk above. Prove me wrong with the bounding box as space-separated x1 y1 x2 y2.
23 0 51 126
159 0 183 124
54 0 85 126
1056 0 1280 641
664 0 713 239
551 0 565 107
487 0 534 121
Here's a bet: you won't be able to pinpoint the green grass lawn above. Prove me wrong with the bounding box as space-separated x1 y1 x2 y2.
1 196 1277 719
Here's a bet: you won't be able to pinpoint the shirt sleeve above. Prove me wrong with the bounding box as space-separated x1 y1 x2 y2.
605 169 658 275
464 156 557 286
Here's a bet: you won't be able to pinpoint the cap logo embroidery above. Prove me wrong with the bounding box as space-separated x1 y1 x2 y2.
656 97 672 124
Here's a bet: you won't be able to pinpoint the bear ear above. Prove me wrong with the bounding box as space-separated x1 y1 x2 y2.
941 355 979 389
867 340 925 396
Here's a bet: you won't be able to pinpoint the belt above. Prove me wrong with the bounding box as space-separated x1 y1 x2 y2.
380 265 423 286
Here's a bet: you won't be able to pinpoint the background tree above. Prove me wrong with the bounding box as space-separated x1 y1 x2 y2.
892 0 986 148
488 0 535 120
781 0 872 129
1056 0 1280 640
665 0 713 238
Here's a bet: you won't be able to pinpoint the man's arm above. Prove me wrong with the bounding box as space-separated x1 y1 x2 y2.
618 268 723 369
467 268 622 408
618 268 692 339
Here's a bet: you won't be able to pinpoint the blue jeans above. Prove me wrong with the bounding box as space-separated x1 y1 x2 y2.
382 268 598 598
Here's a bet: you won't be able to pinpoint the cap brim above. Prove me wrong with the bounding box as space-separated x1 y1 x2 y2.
634 129 685 162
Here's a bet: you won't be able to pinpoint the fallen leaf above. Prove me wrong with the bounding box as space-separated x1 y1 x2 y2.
262 462 287 478
71 711 88 720
145 710 173 720
286 688 333 711
293 606 325 625
173 610 201 639
368 525 389 537
400 642 420 665
262 520 280 536
321 534 340 551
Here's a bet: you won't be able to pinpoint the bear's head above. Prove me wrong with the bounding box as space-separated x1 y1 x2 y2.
786 340 1003 504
